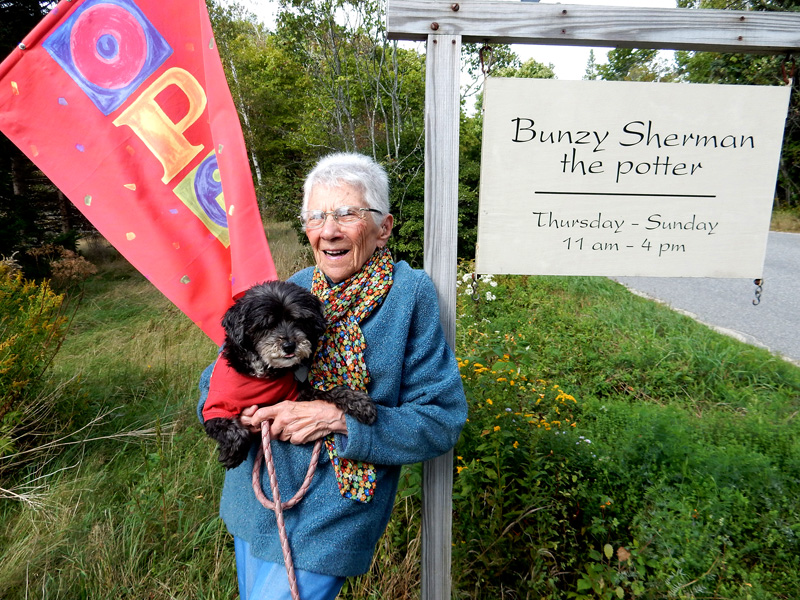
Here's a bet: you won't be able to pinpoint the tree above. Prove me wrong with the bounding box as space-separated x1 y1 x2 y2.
596 48 677 82
458 57 555 261
584 49 599 80
0 0 51 55
461 43 521 108
271 0 428 263
0 0 88 262
208 0 321 220
675 0 800 207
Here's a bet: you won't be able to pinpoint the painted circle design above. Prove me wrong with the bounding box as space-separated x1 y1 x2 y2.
70 3 147 90
195 156 227 228
96 33 119 60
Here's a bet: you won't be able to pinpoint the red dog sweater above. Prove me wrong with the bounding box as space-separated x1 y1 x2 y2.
201 357 299 421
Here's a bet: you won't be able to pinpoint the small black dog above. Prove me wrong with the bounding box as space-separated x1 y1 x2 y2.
203 281 377 469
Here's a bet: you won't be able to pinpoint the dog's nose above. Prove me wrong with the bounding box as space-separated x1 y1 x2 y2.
282 341 296 354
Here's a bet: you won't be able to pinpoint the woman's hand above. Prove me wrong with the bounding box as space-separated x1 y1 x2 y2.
240 401 348 445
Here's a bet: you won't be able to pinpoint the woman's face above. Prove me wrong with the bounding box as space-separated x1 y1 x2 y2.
305 183 393 284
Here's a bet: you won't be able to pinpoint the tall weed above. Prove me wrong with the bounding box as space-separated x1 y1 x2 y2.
0 266 72 474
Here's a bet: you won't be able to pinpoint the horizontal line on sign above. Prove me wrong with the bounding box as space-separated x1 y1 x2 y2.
536 191 716 198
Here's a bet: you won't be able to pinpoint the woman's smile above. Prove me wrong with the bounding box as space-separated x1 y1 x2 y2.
305 183 392 283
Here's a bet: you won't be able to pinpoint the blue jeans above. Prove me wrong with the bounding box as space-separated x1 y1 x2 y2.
234 536 345 600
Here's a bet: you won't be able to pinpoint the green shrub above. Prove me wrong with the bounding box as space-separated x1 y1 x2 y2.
452 348 587 598
450 268 800 599
0 266 70 469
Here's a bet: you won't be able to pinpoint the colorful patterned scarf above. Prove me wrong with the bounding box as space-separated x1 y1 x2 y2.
310 246 393 502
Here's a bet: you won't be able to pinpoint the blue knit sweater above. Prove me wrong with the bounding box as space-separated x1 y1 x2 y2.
197 260 467 577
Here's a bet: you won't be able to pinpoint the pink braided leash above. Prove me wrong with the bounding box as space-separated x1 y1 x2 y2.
252 422 323 600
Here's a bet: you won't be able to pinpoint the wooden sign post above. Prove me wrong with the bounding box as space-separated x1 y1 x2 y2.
386 2 800 598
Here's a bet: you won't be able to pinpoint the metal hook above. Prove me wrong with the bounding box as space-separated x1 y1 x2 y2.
479 44 494 78
752 278 763 306
782 53 796 85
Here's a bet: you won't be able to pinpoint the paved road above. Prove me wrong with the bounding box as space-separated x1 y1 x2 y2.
614 232 800 365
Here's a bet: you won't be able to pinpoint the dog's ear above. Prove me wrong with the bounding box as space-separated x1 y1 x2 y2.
221 299 247 347
296 292 326 339
280 282 327 338
249 291 278 334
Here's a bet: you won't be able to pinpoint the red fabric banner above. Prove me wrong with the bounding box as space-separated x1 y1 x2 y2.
0 0 277 345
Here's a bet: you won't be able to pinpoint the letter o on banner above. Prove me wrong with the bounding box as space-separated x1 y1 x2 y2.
70 3 148 90
195 153 227 228
44 0 173 115
173 151 231 248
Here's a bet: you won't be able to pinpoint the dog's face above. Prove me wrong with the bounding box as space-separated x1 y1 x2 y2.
221 281 327 377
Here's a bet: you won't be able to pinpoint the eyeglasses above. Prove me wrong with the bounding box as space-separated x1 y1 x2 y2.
299 206 383 230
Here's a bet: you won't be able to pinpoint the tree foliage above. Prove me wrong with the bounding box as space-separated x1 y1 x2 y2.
209 2 318 220
270 0 429 260
6 0 800 273
673 0 800 207
207 0 432 261
1 0 91 265
596 48 678 82
585 0 800 208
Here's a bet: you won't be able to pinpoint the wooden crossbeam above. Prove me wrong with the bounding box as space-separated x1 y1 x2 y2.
388 0 800 54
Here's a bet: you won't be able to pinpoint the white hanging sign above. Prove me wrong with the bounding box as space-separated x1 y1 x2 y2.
476 78 790 278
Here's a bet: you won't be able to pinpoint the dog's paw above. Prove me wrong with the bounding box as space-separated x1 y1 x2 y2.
349 390 377 425
204 417 253 469
218 434 252 469
317 387 377 425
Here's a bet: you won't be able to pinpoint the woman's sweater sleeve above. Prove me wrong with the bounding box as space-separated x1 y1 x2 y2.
196 360 215 423
336 272 468 466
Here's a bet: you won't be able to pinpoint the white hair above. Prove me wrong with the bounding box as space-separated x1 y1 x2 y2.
302 153 390 224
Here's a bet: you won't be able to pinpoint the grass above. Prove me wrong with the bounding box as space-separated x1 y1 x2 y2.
0 254 233 597
452 272 800 598
770 207 800 232
0 225 314 599
0 233 798 598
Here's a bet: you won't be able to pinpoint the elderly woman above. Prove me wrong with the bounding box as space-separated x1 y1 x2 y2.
197 152 467 600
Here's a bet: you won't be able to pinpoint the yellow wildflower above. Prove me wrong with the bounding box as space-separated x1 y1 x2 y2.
493 425 501 432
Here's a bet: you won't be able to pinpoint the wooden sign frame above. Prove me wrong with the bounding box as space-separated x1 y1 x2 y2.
386 2 800 598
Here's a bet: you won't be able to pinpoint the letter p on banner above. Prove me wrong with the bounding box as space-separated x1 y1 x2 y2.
0 0 276 345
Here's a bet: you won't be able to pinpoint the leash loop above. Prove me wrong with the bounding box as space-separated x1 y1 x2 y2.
252 421 323 600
